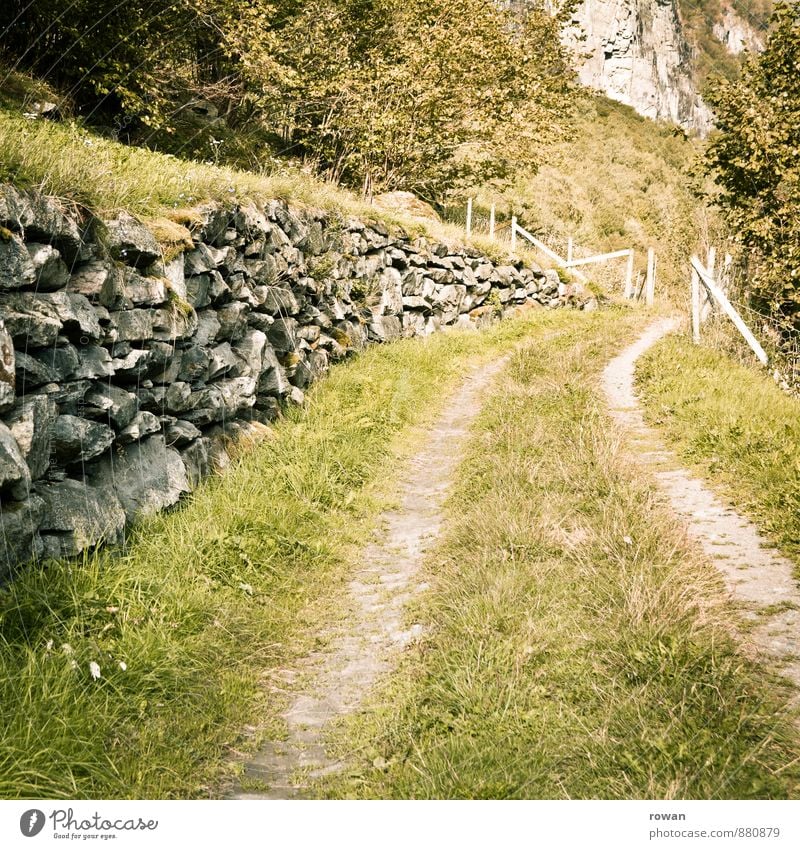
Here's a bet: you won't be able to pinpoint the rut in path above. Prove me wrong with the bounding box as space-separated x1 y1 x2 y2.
230 355 510 799
602 318 800 698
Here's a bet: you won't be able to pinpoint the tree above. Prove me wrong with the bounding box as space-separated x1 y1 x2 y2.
705 1 800 330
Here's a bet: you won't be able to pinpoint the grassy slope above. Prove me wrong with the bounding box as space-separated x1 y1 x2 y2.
0 309 567 799
315 309 800 799
636 333 800 571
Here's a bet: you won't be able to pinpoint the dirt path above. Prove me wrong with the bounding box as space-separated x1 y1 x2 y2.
602 318 800 696
230 355 510 799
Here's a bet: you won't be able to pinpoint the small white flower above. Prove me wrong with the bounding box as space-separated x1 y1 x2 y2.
61 643 74 655
69 659 78 670
45 639 53 651
623 535 633 546
119 661 127 672
89 661 102 680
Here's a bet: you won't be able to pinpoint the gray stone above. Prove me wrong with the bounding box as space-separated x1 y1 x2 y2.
74 345 114 379
195 310 221 346
402 296 432 312
267 317 298 353
0 231 36 290
178 345 210 382
0 293 62 346
233 329 266 378
90 434 190 522
103 213 161 268
208 342 239 379
0 496 44 575
37 479 125 557
112 309 155 342
260 284 299 316
0 321 15 411
0 421 30 496
83 384 138 430
52 415 115 465
180 437 212 487
120 267 168 305
26 243 69 291
14 351 58 392
151 304 198 341
110 348 152 382
165 419 201 448
67 259 116 300
184 243 217 276
164 381 194 414
186 273 211 308
116 411 161 444
216 302 248 341
39 292 102 342
7 395 57 480
368 315 402 342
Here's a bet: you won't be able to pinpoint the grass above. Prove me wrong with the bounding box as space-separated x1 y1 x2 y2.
313 308 800 799
635 331 800 571
0 307 566 799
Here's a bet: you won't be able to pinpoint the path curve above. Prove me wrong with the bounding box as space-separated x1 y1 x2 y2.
231 354 510 798
602 318 800 696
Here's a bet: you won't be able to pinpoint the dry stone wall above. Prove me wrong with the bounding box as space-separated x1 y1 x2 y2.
0 184 587 577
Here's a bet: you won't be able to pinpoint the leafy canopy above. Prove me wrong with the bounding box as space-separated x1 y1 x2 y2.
0 0 576 204
705 1 800 329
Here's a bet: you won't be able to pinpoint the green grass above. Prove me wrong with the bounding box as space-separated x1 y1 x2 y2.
0 308 570 799
314 309 800 799
636 332 800 571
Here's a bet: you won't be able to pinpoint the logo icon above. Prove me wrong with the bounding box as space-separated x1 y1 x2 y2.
20 810 46 837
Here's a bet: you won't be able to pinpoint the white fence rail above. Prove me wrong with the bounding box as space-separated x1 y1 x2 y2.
462 198 657 303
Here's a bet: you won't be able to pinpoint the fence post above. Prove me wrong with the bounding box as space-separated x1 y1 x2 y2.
701 246 716 321
623 250 635 299
489 204 495 241
645 247 656 306
466 197 473 238
510 216 517 253
691 266 701 343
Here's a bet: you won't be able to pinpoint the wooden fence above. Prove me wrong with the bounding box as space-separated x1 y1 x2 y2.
464 199 656 304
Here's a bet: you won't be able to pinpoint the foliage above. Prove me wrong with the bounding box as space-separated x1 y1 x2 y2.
0 0 577 203
704 2 800 330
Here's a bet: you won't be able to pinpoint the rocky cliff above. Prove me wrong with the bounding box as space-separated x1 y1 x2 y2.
0 186 588 577
562 0 714 133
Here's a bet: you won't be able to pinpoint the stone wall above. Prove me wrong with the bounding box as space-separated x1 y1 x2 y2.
0 184 587 576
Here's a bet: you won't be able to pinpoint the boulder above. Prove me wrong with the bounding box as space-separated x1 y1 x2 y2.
37 479 125 558
116 411 161 444
0 421 31 496
26 243 69 291
112 309 155 342
0 230 36 290
0 496 44 576
0 321 14 412
103 212 161 268
39 292 103 342
83 384 138 430
0 292 62 347
51 415 115 465
90 434 190 522
6 395 57 480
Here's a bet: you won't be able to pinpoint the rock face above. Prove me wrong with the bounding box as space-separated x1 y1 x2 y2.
562 0 713 133
0 183 592 576
712 5 765 56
